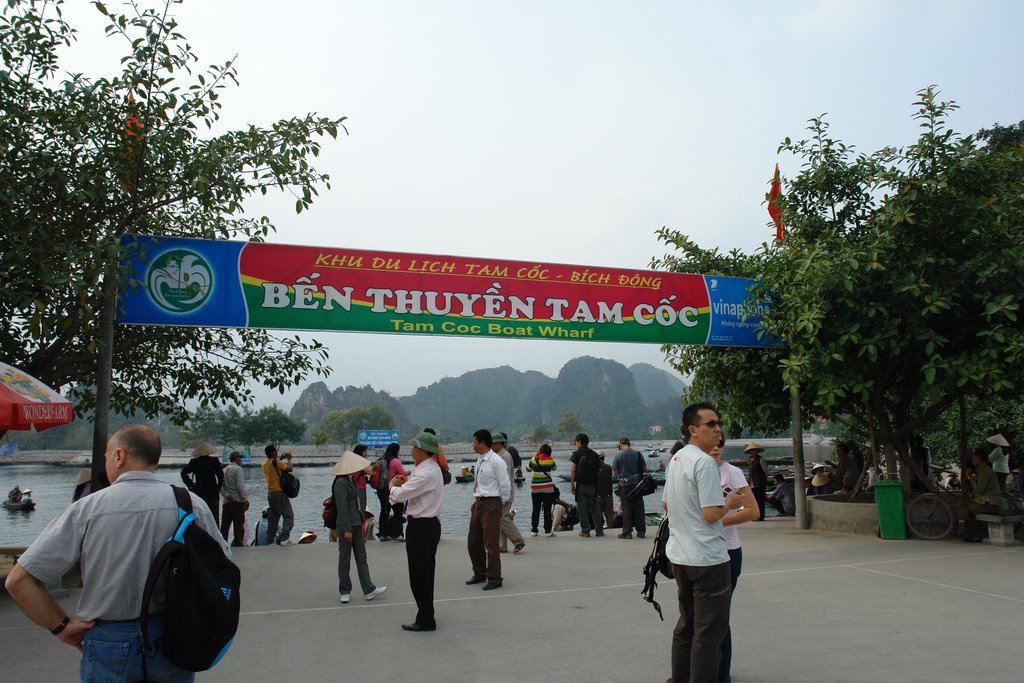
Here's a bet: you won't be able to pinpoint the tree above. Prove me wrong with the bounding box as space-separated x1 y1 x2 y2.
248 406 305 449
314 405 394 446
184 405 305 450
654 88 1024 483
556 411 583 445
0 0 342 434
528 424 552 444
182 407 242 449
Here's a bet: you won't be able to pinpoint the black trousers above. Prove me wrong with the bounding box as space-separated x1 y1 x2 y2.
200 493 220 527
751 486 767 521
221 500 245 547
531 491 554 533
406 516 441 628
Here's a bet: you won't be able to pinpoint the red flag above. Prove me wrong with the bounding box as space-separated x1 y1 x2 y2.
768 163 784 241
122 92 144 192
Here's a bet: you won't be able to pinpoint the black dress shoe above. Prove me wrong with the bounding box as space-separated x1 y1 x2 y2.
482 581 502 591
465 575 486 585
401 623 436 632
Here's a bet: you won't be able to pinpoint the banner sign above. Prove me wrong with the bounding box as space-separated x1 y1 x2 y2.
358 429 402 448
118 235 775 347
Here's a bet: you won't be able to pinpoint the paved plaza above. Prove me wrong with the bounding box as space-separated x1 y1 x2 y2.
2 517 1020 682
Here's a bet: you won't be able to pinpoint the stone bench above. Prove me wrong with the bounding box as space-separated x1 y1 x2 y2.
975 511 1024 546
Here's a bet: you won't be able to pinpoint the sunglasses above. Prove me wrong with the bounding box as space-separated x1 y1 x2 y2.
695 420 724 429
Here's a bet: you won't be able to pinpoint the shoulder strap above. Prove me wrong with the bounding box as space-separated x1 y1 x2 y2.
140 486 195 652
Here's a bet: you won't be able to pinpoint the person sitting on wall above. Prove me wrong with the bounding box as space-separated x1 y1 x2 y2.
954 447 1002 543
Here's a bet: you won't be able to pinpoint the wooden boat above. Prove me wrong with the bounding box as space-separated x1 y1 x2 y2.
3 498 35 511
456 466 475 483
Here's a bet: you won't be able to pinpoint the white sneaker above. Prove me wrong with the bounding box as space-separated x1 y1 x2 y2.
531 532 539 537
278 540 295 546
547 532 556 537
339 593 350 604
365 586 387 601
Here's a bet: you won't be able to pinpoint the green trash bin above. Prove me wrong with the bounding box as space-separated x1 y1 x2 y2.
874 480 907 539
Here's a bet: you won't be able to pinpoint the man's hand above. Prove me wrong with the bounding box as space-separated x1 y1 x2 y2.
390 475 407 489
58 618 95 652
570 482 576 495
724 490 743 510
343 530 353 542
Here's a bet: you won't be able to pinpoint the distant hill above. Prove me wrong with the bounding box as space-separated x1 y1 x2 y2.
630 362 686 406
289 382 417 436
286 356 687 441
401 366 551 436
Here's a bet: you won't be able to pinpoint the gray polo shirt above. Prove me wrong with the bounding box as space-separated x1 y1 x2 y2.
17 470 228 621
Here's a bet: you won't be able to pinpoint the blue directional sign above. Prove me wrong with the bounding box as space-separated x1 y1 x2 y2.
357 429 401 448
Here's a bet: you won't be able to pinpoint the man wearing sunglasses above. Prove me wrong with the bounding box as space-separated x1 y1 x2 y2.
663 402 742 683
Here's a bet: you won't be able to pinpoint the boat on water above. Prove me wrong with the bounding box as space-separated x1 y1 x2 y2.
455 465 475 484
4 487 35 511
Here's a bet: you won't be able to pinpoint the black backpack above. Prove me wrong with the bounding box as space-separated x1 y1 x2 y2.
641 517 674 621
577 450 600 484
141 487 241 673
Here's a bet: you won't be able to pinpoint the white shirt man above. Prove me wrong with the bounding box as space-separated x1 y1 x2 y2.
466 429 510 590
662 404 741 683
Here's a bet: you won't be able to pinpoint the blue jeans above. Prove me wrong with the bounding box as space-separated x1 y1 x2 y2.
80 614 193 682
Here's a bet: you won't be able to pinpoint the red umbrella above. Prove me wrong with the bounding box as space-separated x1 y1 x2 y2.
0 361 74 432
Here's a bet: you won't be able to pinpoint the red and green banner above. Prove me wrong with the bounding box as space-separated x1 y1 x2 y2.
119 236 774 348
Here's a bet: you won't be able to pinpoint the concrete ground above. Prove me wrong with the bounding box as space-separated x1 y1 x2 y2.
1 517 1021 682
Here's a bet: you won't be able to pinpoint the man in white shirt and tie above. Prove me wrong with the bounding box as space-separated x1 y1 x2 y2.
466 429 511 590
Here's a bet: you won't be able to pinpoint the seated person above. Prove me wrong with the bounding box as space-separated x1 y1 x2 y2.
954 447 1002 542
7 485 22 503
20 488 32 505
767 473 795 516
808 464 838 495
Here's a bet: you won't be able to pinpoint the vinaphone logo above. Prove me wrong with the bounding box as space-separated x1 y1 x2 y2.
146 249 214 314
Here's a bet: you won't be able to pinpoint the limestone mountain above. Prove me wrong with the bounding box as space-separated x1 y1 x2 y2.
629 362 687 406
289 382 416 436
400 365 551 436
285 356 686 441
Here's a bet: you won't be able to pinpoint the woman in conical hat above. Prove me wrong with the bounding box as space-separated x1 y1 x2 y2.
332 451 387 605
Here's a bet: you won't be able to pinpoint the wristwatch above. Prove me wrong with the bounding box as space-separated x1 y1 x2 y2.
50 615 70 635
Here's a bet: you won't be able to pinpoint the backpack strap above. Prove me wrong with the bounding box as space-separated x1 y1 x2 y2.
641 518 670 621
140 487 196 656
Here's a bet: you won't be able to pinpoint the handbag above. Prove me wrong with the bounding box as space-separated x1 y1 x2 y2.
626 473 657 500
277 464 300 499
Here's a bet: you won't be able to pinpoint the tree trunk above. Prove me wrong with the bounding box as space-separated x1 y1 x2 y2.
91 259 119 490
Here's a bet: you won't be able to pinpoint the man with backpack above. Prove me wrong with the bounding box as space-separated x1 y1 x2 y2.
262 444 296 545
570 433 604 537
5 425 229 682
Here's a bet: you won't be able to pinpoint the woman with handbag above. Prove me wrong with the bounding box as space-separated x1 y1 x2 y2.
331 451 387 604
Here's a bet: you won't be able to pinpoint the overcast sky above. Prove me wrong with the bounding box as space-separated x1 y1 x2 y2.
62 1 1024 408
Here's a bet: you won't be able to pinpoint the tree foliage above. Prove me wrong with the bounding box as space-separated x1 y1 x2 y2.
655 87 1024 474
556 410 583 443
313 405 394 447
183 405 304 450
0 0 343 426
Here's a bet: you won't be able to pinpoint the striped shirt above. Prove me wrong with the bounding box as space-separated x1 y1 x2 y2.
527 452 557 493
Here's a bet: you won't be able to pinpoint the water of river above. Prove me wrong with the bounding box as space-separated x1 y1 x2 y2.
0 444 832 548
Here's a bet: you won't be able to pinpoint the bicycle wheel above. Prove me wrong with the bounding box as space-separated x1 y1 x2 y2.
905 494 955 540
